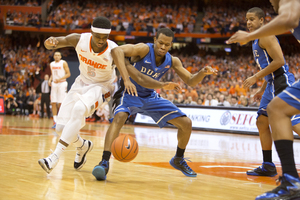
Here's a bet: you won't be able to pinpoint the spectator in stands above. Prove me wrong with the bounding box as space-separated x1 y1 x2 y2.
184 96 197 105
217 94 231 106
231 96 239 107
16 90 26 115
6 96 18 115
204 93 218 106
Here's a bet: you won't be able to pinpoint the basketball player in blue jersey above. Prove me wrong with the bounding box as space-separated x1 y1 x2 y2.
227 0 300 199
242 7 300 178
92 28 217 181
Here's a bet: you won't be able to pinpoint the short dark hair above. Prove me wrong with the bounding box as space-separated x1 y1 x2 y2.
92 16 111 29
247 7 265 20
156 28 174 39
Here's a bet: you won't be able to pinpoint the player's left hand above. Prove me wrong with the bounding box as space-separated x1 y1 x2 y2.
162 82 181 92
201 66 218 75
124 80 138 96
226 30 250 45
243 75 257 88
54 79 59 83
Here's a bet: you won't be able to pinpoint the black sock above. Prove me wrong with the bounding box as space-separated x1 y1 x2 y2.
102 151 111 161
274 140 299 178
175 146 185 158
262 150 272 163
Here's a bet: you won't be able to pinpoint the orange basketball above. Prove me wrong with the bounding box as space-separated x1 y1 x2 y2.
111 134 139 162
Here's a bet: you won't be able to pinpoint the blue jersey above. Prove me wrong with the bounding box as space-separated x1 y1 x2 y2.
129 43 172 97
291 20 300 43
252 38 289 82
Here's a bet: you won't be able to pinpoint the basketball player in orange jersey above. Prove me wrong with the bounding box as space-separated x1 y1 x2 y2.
38 16 181 174
49 51 71 128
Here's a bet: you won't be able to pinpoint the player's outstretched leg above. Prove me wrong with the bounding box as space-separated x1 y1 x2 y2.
74 139 94 170
247 162 277 177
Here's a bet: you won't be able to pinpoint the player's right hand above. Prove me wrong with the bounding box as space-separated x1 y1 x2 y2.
254 90 264 101
124 80 138 96
162 82 181 92
44 37 58 47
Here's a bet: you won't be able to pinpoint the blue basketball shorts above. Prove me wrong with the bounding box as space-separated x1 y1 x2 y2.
258 73 300 126
113 92 186 128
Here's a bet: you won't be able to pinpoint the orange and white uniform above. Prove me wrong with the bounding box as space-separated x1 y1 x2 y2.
50 59 68 103
57 33 117 128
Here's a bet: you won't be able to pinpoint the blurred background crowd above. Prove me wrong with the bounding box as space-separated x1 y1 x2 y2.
0 0 299 122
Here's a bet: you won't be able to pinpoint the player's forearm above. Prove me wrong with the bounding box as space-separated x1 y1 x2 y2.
112 48 131 82
187 70 206 87
255 61 285 79
126 63 165 89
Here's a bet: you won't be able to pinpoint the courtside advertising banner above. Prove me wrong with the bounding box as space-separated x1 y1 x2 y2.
134 106 258 133
134 106 300 137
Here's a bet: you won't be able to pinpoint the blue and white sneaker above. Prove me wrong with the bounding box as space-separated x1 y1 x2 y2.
247 162 277 177
256 173 300 200
169 156 197 177
92 160 109 180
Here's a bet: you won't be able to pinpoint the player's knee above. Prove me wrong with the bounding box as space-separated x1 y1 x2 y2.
113 112 128 125
256 116 268 131
177 117 192 131
71 101 86 117
55 124 64 135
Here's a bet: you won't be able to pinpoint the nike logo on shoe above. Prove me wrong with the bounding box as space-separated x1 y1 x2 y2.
125 138 131 149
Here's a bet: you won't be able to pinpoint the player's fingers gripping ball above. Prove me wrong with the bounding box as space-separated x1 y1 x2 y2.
111 134 139 162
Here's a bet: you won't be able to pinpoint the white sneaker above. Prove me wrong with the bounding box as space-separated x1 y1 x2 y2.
74 140 94 170
38 153 59 174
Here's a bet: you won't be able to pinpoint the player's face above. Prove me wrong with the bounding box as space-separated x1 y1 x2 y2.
153 33 173 57
246 12 263 32
270 0 280 13
91 31 109 49
53 52 61 62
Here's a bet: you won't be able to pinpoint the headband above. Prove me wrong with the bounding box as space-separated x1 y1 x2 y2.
91 26 111 34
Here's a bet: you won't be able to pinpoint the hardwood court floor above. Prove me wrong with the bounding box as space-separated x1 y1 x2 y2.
1 115 300 200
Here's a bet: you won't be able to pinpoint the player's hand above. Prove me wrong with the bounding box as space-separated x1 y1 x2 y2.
162 82 181 92
243 75 257 89
201 66 218 75
44 37 58 47
54 79 58 83
124 80 138 96
226 31 250 45
254 89 264 101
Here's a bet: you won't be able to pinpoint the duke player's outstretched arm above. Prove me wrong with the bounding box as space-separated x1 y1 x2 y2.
44 33 81 50
227 0 300 45
243 35 286 88
111 43 149 96
171 56 218 87
125 59 181 91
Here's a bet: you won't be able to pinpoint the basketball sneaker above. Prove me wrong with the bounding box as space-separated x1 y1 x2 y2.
169 156 197 177
92 160 109 180
247 162 277 177
74 140 94 170
256 173 300 200
51 123 56 129
38 153 59 174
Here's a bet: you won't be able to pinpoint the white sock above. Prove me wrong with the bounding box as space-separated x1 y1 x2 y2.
53 142 67 158
73 135 84 148
53 115 57 123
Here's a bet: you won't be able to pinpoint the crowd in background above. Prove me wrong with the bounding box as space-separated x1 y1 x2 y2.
1 0 300 120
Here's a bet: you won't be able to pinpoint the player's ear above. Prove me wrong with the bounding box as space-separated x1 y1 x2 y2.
153 37 156 43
